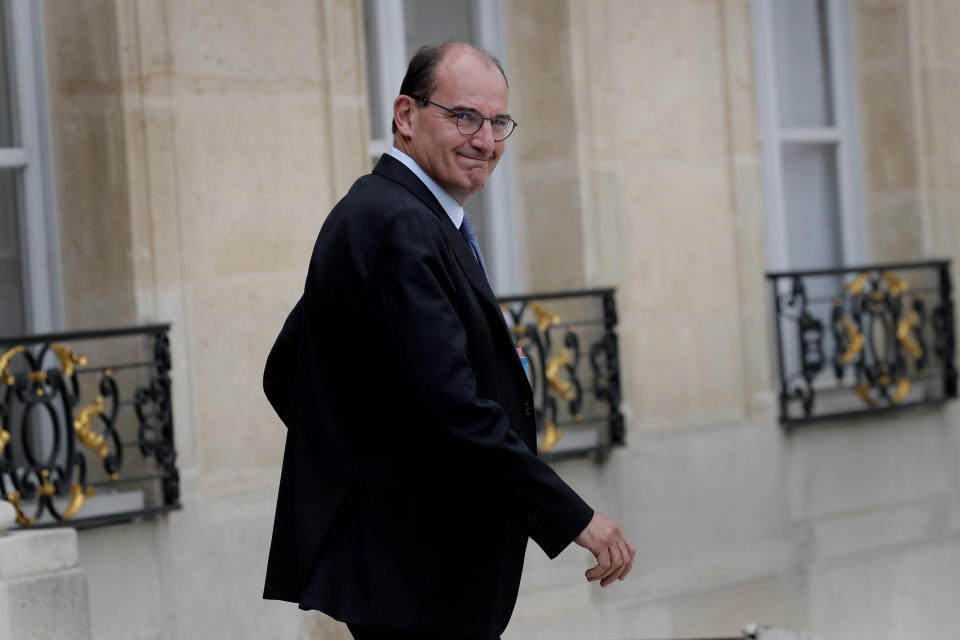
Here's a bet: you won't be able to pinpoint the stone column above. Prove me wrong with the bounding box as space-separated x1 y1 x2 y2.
0 507 92 640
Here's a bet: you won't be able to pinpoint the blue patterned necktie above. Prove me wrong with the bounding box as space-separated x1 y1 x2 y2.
459 214 489 280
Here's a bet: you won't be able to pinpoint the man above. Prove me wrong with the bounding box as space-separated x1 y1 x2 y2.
263 43 634 640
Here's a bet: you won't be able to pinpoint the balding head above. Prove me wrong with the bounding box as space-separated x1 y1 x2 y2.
391 43 511 204
391 42 507 135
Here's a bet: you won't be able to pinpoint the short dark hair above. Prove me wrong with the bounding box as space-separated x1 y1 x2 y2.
391 42 508 135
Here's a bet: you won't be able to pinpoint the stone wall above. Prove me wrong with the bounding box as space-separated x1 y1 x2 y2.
503 1 960 639
0 528 92 640
509 0 768 431
43 0 137 332
31 0 960 638
41 0 367 637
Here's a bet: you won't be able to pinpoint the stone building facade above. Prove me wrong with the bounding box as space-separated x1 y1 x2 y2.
1 1 958 638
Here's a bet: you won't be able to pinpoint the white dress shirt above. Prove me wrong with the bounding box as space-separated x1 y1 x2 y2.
386 147 464 230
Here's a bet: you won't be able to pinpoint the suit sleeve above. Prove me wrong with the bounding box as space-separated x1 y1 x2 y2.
263 297 303 428
370 207 594 558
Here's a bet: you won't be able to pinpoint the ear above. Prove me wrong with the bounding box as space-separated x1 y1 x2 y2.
393 95 417 138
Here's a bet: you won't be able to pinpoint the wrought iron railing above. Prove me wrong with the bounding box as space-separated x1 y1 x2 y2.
0 324 180 528
767 260 956 425
499 288 624 460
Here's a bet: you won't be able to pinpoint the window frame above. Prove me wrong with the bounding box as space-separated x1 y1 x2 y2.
0 0 61 335
751 0 866 272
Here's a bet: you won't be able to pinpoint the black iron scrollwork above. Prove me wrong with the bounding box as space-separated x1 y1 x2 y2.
768 261 957 425
0 325 180 528
500 288 624 461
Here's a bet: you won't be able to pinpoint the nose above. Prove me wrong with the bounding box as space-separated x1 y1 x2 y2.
469 119 496 154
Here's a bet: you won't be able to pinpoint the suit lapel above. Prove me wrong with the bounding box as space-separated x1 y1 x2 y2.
372 154 501 314
372 154 530 391
373 154 446 222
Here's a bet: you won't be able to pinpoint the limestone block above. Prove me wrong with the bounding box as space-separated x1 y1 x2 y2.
506 0 578 163
811 502 938 560
620 163 738 315
914 0 960 66
514 162 585 291
747 626 824 640
739 307 775 407
624 316 699 421
0 529 91 640
786 410 952 521
112 0 174 88
167 0 325 95
947 405 960 533
859 69 918 192
698 311 746 410
918 68 960 192
125 107 182 291
188 274 300 472
580 0 728 164
77 521 164 640
597 600 673 640
595 421 795 602
0 529 78 579
720 0 761 157
172 104 333 281
43 0 121 97
157 485 341 639
0 504 13 534
730 156 768 310
582 168 624 287
807 539 960 640
502 606 603 640
854 0 909 71
512 580 591 621
52 109 137 330
666 572 810 639
922 193 960 259
0 569 91 640
621 313 744 426
863 193 923 262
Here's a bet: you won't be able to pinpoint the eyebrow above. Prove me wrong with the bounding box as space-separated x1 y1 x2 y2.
451 104 512 120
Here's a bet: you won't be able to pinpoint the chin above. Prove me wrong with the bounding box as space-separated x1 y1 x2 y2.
465 180 486 196
464 170 488 189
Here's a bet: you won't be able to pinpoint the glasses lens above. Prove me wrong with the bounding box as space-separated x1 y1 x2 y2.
455 111 483 135
494 119 516 141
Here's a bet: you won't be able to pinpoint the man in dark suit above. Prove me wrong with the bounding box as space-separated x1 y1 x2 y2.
263 43 634 640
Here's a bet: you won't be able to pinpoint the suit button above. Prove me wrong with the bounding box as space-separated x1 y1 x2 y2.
522 402 532 416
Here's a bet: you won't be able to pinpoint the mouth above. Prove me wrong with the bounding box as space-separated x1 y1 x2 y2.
456 151 492 164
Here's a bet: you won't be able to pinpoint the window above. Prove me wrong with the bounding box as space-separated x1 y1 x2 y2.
752 0 864 272
0 0 60 337
363 0 521 294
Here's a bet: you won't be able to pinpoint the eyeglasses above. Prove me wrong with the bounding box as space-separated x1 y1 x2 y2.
411 96 517 141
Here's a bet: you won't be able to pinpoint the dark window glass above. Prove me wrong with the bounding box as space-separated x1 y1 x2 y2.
0 0 18 147
0 168 25 336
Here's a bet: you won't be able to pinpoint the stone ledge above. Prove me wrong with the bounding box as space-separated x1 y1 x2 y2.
0 529 79 579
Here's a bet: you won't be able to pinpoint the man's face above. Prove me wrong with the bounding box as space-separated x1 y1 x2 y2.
399 49 509 205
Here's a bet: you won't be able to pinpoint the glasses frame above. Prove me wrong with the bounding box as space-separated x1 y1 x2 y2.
410 96 517 142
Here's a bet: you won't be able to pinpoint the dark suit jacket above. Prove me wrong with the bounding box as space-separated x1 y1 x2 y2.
263 154 594 639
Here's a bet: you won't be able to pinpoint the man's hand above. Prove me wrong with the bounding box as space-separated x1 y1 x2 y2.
573 511 635 587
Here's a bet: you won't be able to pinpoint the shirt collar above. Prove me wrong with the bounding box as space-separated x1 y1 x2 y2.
386 147 464 229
